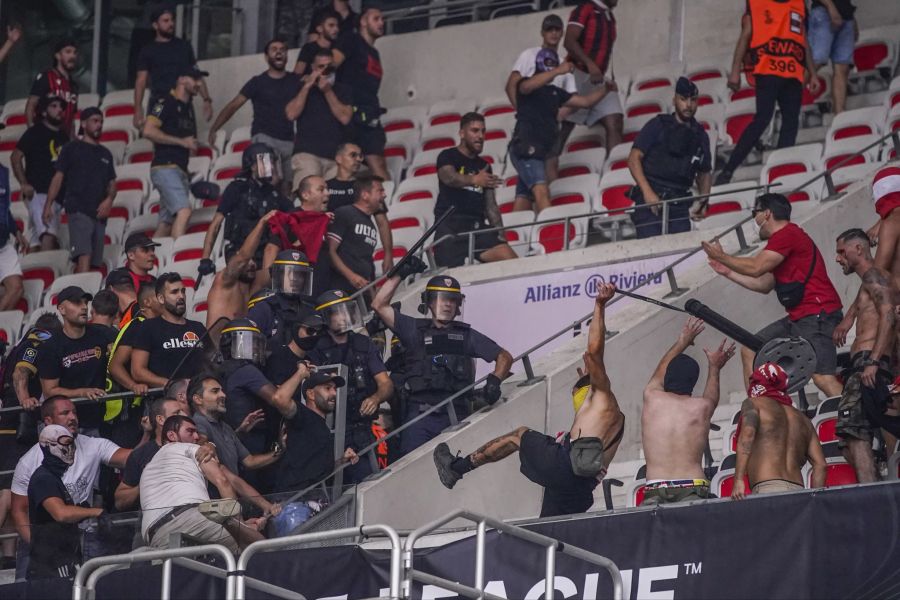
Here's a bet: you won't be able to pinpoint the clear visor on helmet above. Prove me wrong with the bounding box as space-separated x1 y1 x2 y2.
253 151 282 182
428 291 464 322
321 297 366 334
271 262 313 296
227 329 268 365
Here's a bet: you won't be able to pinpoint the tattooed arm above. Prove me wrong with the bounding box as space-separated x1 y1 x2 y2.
732 398 759 500
860 266 897 387
484 188 502 228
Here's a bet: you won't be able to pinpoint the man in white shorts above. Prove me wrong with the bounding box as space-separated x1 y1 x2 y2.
140 415 269 552
0 162 25 311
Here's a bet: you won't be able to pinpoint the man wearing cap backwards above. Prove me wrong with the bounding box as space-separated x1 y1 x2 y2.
732 363 826 499
26 424 104 579
432 283 624 517
36 286 117 434
44 107 117 274
11 95 69 252
641 318 736 505
626 77 713 238
868 166 900 291
309 290 393 483
373 259 513 455
143 64 207 240
134 4 213 129
834 228 900 482
26 38 79 136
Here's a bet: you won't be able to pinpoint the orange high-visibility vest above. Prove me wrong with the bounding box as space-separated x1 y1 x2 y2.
746 0 807 83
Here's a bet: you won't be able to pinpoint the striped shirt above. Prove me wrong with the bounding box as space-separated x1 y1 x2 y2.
566 0 617 75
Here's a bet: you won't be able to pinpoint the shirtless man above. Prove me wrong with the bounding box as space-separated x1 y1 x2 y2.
868 165 900 289
205 210 277 345
641 318 736 505
732 363 826 499
432 283 625 517
834 228 898 482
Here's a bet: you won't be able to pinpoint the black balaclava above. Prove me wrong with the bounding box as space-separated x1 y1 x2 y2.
664 354 700 396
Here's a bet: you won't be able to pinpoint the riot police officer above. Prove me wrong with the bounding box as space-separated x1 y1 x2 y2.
248 249 316 349
199 142 293 277
309 289 393 483
372 261 514 455
626 77 713 238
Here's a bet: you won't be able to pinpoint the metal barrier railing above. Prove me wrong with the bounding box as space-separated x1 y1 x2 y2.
382 0 541 34
402 509 624 600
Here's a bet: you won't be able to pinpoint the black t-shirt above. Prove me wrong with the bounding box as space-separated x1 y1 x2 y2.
276 402 334 492
118 317 143 346
223 362 273 433
121 440 160 487
15 123 69 193
132 316 207 380
28 465 82 579
812 0 855 19
2 328 54 414
55 140 116 216
136 37 198 99
148 93 196 171
512 85 573 159
335 33 382 111
294 83 352 158
326 178 355 211
36 324 116 429
295 42 321 76
327 205 378 289
435 147 492 219
239 71 301 141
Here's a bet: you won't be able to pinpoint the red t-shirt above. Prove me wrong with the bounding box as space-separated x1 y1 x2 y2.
764 223 842 321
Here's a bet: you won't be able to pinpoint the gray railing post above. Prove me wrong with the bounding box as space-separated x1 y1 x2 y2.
661 201 669 235
563 216 571 250
517 354 546 387
734 223 753 255
824 171 837 197
467 232 476 265
446 400 459 425
663 267 687 298
891 131 900 158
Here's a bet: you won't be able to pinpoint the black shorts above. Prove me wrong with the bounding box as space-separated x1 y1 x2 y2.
433 215 506 268
756 309 842 375
519 430 598 517
351 123 387 157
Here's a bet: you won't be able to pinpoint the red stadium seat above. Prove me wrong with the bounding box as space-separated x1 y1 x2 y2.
706 200 742 216
128 151 154 163
22 268 55 290
853 41 888 72
104 103 135 118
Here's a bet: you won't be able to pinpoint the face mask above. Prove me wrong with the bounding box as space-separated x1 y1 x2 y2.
751 217 762 238
39 424 76 465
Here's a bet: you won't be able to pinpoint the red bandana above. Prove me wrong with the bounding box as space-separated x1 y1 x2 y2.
747 362 793 406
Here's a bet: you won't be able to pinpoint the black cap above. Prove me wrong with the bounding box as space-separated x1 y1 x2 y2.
675 76 699 98
56 286 93 305
178 65 209 80
542 14 564 30
301 371 346 395
124 232 161 253
79 106 103 122
190 181 221 202
105 268 135 290
53 38 78 54
150 4 176 22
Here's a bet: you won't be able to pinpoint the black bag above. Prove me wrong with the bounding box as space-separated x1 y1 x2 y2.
774 239 817 309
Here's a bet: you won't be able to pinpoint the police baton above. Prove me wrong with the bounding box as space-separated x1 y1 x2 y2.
349 206 456 301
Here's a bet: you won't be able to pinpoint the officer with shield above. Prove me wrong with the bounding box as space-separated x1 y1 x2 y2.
308 289 393 482
372 260 514 455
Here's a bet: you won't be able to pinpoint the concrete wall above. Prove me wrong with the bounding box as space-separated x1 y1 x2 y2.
354 165 881 528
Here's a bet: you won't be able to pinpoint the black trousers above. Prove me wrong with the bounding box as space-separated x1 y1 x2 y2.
723 75 803 174
628 186 693 239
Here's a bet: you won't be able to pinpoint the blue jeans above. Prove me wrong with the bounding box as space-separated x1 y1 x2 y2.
808 7 855 65
150 166 191 224
508 147 547 200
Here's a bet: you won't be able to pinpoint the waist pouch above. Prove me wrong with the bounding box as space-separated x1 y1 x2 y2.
569 436 606 478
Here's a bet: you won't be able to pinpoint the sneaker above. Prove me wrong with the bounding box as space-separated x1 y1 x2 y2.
713 170 733 186
198 498 241 524
433 443 461 489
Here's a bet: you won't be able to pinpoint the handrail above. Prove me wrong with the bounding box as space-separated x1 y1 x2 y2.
402 509 624 600
0 387 165 414
291 129 899 506
235 524 403 600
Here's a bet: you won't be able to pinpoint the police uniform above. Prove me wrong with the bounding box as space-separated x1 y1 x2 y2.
248 250 316 349
388 277 503 455
628 78 711 238
219 176 292 262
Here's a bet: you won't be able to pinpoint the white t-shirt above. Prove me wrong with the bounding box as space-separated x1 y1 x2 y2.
139 442 210 539
511 47 577 93
11 434 120 505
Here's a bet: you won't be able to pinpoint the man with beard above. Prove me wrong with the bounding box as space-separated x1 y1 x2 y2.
208 38 300 195
626 77 712 238
433 112 516 268
134 5 212 129
294 9 340 76
11 95 69 251
132 273 209 386
206 211 278 345
26 39 79 137
44 107 116 273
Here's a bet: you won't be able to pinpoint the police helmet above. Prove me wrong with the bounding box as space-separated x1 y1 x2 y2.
242 142 279 181
315 290 365 334
220 318 267 365
270 250 314 297
419 275 464 321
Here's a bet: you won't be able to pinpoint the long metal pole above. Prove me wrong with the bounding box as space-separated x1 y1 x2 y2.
544 544 556 600
474 519 486 598
160 558 173 600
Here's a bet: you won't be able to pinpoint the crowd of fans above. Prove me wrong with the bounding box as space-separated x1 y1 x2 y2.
0 0 896 585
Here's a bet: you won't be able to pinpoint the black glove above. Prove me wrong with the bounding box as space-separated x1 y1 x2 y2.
198 258 216 277
483 374 502 405
395 255 428 279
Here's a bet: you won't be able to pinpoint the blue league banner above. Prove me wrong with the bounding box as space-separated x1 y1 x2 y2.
5 483 900 599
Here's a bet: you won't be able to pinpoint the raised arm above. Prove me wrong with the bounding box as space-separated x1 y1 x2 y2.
585 282 616 392
859 267 897 387
646 318 705 393
259 362 308 419
732 398 759 500
284 75 316 121
518 63 573 96
201 213 226 261
222 211 277 286
372 275 401 330
319 79 352 125
701 338 736 407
